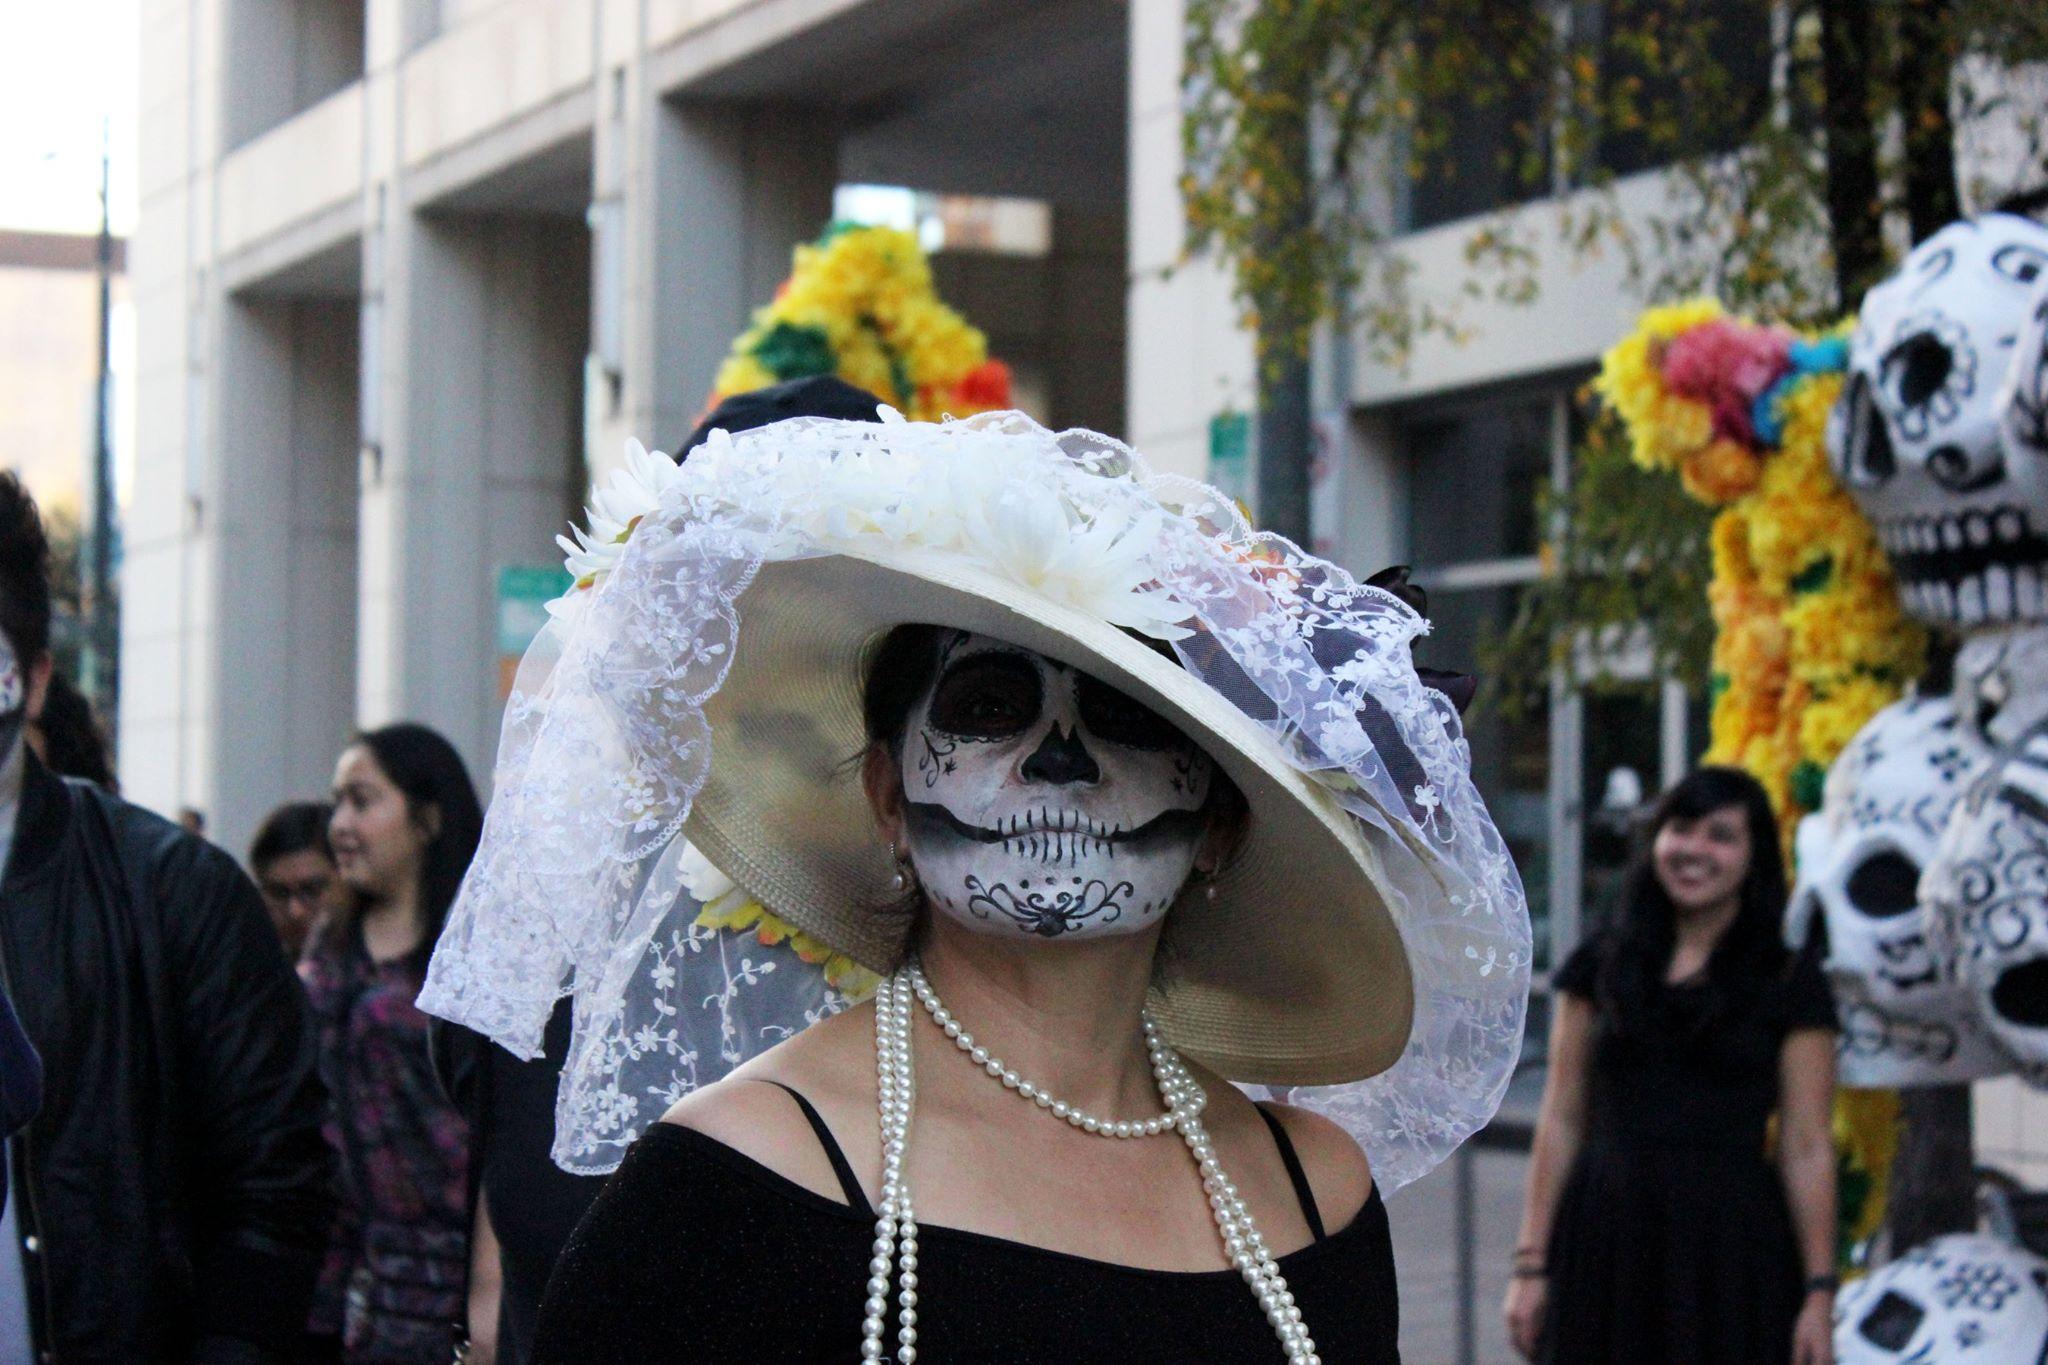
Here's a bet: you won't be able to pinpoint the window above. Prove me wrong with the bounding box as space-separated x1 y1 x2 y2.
1579 0 1773 180
1405 20 1551 232
1403 0 1776 230
1400 379 1699 1008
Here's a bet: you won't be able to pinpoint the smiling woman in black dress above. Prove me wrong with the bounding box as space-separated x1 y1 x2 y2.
1506 766 1840 1365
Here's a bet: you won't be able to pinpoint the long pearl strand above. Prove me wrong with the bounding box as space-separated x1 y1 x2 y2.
861 975 920 1362
861 962 1319 1364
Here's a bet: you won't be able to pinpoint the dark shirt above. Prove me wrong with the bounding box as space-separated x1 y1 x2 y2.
430 1001 605 1365
533 1109 1401 1363
301 927 471 1363
1555 936 1839 1155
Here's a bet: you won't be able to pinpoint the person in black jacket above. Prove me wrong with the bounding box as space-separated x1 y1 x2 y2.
0 471 333 1363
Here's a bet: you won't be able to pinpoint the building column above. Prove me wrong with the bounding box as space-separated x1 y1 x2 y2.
358 207 589 782
198 296 361 851
595 94 836 472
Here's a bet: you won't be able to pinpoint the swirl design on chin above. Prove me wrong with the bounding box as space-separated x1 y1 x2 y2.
961 875 1138 937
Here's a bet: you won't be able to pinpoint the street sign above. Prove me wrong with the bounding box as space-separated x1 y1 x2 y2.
496 564 571 698
1208 410 1253 507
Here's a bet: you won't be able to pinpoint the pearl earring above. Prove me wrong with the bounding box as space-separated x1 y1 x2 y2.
1204 882 1219 904
887 844 911 894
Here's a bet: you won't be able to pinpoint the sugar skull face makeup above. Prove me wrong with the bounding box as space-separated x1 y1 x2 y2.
0 633 25 765
899 632 1214 940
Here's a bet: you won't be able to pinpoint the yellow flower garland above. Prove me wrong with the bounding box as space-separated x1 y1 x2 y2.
692 890 880 1002
1598 301 1925 850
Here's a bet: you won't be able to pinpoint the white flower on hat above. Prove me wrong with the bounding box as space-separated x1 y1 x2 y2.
556 438 687 587
940 451 1190 639
676 838 739 907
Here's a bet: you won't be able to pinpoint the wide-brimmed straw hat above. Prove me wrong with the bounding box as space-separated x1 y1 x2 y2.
421 409 1529 1190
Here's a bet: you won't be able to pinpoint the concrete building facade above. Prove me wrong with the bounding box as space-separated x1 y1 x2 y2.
137 0 2048 1195
134 0 1138 851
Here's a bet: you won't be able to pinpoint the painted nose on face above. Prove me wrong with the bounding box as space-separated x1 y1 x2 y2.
1020 724 1101 785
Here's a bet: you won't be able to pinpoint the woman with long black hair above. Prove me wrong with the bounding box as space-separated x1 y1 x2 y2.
1505 766 1839 1365
303 723 486 1363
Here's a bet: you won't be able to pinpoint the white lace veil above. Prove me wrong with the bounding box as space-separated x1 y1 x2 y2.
419 410 1530 1190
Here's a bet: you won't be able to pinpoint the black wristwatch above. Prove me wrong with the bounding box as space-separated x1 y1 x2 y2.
1804 1273 1840 1296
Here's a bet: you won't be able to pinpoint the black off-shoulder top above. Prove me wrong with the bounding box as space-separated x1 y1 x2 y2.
532 1091 1400 1364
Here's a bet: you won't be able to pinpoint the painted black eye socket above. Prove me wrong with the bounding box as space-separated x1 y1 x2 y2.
1845 849 1921 919
928 653 1042 739
1993 244 2048 285
1076 673 1186 751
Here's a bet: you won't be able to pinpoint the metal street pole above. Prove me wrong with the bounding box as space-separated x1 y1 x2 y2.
87 119 119 725
1455 1142 1477 1365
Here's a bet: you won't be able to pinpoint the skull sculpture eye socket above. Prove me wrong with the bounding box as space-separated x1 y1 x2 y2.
1845 849 1921 920
1888 332 1956 411
1993 243 2048 285
1992 958 2048 1028
1856 1290 1926 1352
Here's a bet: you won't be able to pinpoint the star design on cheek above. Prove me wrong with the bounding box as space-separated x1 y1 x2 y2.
915 730 960 789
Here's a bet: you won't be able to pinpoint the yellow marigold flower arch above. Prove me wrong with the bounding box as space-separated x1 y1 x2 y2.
1598 301 1925 848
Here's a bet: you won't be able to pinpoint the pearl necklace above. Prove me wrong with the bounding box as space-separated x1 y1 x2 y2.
860 962 1320 1364
906 962 1206 1137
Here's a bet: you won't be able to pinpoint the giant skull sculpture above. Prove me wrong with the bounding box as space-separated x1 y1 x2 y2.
1831 213 2048 627
1789 693 2004 1085
1835 1233 2048 1364
1919 625 2048 1080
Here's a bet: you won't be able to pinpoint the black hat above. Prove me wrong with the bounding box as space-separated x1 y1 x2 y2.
676 376 887 458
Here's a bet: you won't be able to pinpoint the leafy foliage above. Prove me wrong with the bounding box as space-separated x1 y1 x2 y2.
1182 0 2048 366
1184 0 2045 713
1480 403 1717 722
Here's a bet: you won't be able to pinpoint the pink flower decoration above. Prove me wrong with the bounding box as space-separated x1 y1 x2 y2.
1662 318 1794 447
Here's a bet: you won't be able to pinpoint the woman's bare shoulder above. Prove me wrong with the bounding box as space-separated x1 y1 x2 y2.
656 1002 876 1204
1183 1059 1375 1230
1260 1101 1375 1221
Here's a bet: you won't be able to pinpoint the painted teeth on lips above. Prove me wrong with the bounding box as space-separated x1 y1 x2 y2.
999 810 1124 839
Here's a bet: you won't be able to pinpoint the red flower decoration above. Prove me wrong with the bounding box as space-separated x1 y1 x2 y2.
954 359 1013 411
1662 318 1793 447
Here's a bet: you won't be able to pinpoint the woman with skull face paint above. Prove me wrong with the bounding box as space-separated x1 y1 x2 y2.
417 410 1533 1363
1506 767 1840 1365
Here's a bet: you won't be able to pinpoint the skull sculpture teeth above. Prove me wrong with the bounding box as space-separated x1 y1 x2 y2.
1831 213 2048 628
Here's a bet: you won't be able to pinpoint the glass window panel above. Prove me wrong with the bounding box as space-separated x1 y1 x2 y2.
1406 10 1551 231
1416 585 1553 968
1578 0 1773 179
1580 690 1662 938
1403 397 1552 565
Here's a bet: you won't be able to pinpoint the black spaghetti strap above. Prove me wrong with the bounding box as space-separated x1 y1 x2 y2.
1255 1104 1326 1241
758 1080 873 1216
